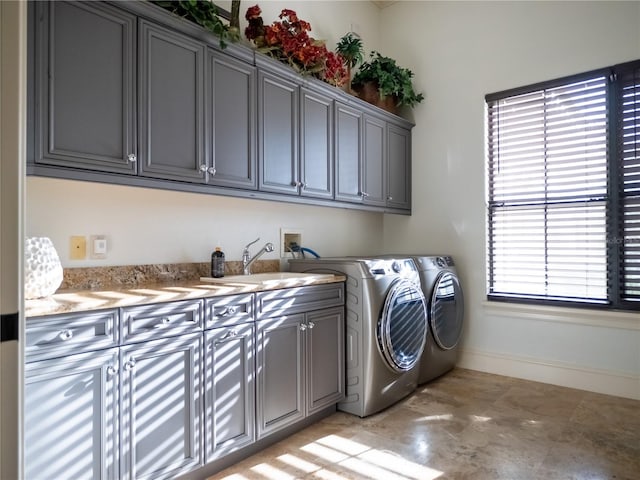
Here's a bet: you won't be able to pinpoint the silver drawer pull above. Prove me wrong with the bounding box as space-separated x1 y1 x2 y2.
299 323 307 331
219 306 237 316
106 365 118 376
124 359 136 371
59 330 73 341
307 321 315 329
224 329 238 339
208 167 216 176
152 317 172 329
127 153 137 163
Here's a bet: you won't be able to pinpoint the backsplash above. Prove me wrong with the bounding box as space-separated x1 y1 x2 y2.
59 260 280 290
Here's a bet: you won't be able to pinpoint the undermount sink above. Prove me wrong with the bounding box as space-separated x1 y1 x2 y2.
200 272 335 286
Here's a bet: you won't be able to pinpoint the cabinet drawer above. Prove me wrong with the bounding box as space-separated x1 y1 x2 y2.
121 299 203 344
204 294 254 329
256 283 344 318
26 309 119 362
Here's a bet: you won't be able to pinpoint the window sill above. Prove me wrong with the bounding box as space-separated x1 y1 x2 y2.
482 300 640 330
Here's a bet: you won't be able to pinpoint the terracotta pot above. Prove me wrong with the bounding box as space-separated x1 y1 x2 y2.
354 81 399 115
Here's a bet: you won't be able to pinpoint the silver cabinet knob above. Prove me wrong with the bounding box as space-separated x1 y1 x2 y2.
106 365 118 376
361 191 369 197
124 359 136 371
387 195 393 201
59 330 73 341
299 323 307 331
307 321 315 329
199 164 207 172
127 154 137 163
208 167 216 176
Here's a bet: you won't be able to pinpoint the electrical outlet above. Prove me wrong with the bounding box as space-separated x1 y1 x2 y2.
70 236 87 260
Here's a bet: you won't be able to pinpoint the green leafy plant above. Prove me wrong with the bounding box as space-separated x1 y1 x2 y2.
352 51 424 108
152 0 239 49
336 33 364 75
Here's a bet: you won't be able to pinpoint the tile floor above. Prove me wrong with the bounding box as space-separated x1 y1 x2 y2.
208 368 640 480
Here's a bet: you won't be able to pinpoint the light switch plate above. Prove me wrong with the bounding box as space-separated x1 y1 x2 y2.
90 235 107 259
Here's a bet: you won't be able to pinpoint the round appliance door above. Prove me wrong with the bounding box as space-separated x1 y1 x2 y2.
378 278 428 372
430 271 464 350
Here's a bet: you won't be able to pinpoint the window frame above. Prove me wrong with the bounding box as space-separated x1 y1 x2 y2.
485 59 640 312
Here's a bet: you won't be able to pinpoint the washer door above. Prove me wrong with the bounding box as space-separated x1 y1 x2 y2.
430 271 464 350
378 278 428 372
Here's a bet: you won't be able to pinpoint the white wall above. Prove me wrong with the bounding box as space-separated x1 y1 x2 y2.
25 1 384 268
381 1 640 398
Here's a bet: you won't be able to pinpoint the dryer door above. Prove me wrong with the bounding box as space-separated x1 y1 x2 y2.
430 272 464 350
377 278 428 372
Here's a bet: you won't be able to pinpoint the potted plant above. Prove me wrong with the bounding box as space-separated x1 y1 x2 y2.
152 0 239 48
335 33 364 92
351 51 424 113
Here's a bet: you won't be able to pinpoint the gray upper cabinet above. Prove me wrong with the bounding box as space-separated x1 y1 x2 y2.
362 114 387 207
207 49 257 190
258 70 300 195
387 124 412 211
34 1 136 174
299 88 334 199
138 20 205 182
28 1 413 214
335 102 363 203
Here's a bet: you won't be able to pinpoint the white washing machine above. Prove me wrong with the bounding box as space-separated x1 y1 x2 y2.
412 256 464 384
289 257 428 417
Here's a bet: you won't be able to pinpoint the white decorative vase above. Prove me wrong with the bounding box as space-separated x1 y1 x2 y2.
25 237 63 299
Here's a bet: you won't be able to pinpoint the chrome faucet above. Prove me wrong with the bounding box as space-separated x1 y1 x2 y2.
242 238 275 275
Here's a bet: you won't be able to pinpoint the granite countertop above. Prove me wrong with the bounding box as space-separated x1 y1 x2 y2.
25 274 346 318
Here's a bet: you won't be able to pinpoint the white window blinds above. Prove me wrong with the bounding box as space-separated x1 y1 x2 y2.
619 66 640 301
487 76 609 302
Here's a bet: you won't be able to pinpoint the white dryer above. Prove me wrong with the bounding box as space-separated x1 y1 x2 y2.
412 256 464 384
289 257 428 417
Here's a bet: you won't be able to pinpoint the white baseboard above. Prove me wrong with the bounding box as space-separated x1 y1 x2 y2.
458 347 640 400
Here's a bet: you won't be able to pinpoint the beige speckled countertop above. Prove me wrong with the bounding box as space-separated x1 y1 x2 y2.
25 275 346 318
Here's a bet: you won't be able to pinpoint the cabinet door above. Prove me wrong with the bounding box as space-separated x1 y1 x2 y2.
306 307 345 415
139 21 205 182
256 314 305 438
34 1 136 173
25 349 119 480
300 88 334 199
362 114 387 207
334 102 363 203
387 124 412 211
208 50 257 190
258 71 299 194
120 333 202 480
204 324 255 462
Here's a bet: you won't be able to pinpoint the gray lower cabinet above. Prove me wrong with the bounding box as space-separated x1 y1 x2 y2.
24 348 120 480
207 49 257 190
335 102 364 203
387 124 412 211
138 20 205 182
255 284 345 439
258 70 300 195
255 313 306 438
120 333 202 480
34 1 136 174
203 323 255 461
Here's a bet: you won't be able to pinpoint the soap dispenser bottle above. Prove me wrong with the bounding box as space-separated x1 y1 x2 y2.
211 247 225 278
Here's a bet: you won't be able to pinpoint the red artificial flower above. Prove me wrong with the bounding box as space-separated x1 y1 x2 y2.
245 5 262 20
